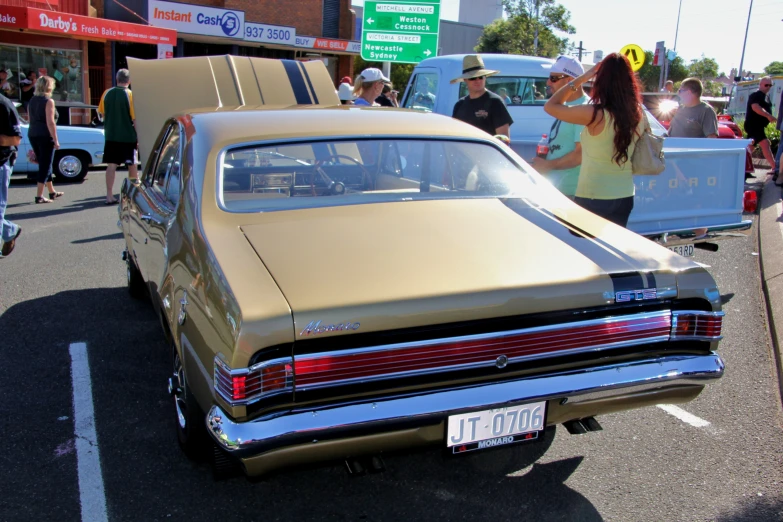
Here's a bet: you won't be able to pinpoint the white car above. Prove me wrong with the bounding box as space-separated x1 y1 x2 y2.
13 123 104 182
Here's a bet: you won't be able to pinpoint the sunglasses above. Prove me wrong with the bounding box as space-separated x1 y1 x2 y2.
762 83 772 87
549 74 569 82
467 76 485 81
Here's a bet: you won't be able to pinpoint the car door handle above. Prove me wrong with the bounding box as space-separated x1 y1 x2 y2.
140 214 162 225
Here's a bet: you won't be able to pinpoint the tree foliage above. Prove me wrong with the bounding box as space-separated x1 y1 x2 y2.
764 61 783 76
475 0 575 57
635 50 688 91
687 55 720 80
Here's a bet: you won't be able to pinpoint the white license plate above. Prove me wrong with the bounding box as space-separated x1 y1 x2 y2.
447 401 546 453
667 244 694 257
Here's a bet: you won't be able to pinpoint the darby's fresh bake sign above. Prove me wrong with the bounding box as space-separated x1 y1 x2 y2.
23 7 177 44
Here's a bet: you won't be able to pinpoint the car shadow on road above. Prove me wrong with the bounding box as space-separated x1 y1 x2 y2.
72 232 123 244
4 197 119 219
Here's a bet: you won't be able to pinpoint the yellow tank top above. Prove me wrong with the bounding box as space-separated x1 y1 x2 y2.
576 110 638 200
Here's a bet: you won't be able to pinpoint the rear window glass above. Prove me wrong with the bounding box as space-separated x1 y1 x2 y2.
220 138 539 212
459 76 549 106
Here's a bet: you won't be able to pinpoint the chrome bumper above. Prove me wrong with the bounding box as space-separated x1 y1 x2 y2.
207 353 724 458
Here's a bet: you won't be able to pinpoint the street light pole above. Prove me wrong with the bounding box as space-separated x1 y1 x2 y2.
727 0 754 111
673 0 683 52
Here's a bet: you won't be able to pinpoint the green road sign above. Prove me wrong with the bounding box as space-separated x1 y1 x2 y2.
361 0 441 64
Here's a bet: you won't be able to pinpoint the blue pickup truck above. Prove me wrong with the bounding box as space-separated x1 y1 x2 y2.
401 54 754 256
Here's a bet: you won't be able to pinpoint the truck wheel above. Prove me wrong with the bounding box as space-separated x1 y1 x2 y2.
126 254 146 300
170 344 209 461
53 150 90 182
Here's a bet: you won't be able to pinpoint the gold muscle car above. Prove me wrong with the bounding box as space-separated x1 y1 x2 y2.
120 56 725 478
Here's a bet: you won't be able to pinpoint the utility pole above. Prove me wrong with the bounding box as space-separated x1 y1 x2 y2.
532 0 540 55
664 0 683 86
575 41 587 62
727 0 754 110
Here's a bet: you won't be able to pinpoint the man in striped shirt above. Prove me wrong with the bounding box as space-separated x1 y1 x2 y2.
98 69 137 205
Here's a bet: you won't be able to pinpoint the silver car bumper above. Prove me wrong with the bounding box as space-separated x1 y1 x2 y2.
207 353 724 458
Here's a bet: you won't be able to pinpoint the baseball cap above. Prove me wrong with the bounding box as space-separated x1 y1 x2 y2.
359 68 390 83
338 82 356 101
549 55 584 78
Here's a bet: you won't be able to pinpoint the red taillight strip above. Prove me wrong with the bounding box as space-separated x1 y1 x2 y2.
294 311 673 389
214 357 293 405
671 311 724 341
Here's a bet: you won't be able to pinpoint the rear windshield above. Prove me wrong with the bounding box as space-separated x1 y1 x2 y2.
459 76 550 106
220 138 539 212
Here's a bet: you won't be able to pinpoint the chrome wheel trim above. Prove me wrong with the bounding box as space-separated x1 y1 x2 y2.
58 154 83 178
174 353 187 430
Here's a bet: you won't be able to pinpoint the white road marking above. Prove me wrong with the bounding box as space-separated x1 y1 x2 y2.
657 404 711 428
777 201 783 242
69 342 109 522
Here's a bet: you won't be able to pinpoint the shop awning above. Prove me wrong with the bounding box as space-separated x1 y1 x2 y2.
0 6 177 45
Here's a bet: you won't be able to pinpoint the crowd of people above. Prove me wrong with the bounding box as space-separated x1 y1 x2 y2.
0 68 138 258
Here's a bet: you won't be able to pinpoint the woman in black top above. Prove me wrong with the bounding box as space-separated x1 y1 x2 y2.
28 76 62 203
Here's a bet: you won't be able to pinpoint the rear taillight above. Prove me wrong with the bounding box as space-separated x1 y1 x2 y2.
214 356 292 405
743 191 758 213
671 311 724 340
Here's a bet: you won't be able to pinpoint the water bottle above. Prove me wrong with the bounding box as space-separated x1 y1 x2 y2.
536 134 549 159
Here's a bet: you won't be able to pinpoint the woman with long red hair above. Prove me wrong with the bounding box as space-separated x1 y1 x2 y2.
544 53 644 227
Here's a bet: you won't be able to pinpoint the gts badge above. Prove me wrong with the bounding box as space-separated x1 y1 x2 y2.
300 320 360 336
615 289 658 303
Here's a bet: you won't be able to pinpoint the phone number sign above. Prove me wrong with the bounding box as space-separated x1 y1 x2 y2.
361 0 440 64
244 22 295 46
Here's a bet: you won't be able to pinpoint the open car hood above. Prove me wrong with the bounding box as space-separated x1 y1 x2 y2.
239 198 697 338
127 55 339 167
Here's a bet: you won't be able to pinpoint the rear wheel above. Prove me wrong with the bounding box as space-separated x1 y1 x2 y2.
53 150 90 182
170 344 209 461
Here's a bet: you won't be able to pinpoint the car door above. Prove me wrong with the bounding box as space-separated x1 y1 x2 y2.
137 123 182 296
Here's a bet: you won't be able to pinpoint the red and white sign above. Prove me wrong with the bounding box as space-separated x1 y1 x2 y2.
1 7 177 45
295 36 360 54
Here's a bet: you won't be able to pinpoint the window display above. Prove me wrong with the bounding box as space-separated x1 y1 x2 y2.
0 45 83 103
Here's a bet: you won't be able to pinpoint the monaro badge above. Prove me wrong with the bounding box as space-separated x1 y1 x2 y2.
300 320 360 336
615 289 658 303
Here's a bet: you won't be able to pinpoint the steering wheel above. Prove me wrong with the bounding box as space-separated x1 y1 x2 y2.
312 154 371 194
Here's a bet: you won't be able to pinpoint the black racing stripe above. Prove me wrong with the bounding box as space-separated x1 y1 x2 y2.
645 271 657 289
281 60 311 104
298 62 319 104
501 199 652 295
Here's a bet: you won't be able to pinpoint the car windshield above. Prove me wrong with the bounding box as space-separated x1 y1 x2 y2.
220 138 540 212
458 76 549 106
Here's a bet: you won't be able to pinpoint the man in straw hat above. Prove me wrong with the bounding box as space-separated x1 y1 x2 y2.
451 55 513 137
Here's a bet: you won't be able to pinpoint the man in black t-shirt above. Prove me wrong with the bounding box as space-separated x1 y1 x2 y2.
0 93 22 257
450 55 513 137
745 77 777 173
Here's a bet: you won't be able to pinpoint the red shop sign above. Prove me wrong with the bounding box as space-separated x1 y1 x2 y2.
0 6 28 30
313 38 349 51
25 7 177 45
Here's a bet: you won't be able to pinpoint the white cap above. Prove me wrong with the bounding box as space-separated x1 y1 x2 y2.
338 83 356 101
549 55 584 78
359 68 390 83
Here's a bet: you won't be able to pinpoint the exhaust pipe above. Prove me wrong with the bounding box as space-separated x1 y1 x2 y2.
563 416 603 435
344 455 386 476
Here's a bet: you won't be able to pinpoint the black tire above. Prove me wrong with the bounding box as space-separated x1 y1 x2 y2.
53 150 90 182
171 344 210 461
126 254 147 300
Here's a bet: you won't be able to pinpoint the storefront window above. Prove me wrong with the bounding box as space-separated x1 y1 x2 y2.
0 45 83 103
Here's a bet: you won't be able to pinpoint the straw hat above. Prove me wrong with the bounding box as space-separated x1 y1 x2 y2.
450 55 499 84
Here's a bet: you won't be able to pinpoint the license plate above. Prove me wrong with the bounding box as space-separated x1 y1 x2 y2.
447 401 546 454
667 244 694 257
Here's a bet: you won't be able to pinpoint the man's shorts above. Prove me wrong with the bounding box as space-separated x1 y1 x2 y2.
746 127 769 146
104 140 138 165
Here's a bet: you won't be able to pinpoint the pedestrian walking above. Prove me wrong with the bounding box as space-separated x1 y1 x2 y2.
531 55 588 198
773 86 782 184
544 53 645 227
27 76 64 204
744 77 777 175
0 92 22 257
451 55 513 137
20 71 37 113
98 68 138 205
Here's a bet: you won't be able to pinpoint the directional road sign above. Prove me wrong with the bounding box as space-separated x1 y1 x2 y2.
361 0 441 64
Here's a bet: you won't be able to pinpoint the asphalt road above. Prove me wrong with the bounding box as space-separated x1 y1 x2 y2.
1 170 781 521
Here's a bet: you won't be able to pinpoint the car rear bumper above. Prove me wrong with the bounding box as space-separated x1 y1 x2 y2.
207 353 723 469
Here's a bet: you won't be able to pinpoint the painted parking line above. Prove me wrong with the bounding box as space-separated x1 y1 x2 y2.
69 342 108 522
657 404 711 428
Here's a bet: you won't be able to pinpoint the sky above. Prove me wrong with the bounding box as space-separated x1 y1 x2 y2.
351 0 782 75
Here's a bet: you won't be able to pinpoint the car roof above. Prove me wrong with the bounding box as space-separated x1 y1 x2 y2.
414 54 555 77
183 105 495 146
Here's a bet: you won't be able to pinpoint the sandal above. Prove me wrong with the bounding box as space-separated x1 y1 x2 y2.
49 191 64 199
35 196 53 204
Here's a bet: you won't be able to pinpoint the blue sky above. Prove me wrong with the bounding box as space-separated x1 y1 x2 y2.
352 0 782 75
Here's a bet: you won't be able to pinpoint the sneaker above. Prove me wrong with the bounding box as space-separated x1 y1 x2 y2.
1 227 21 257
